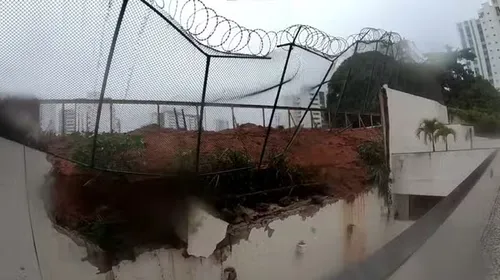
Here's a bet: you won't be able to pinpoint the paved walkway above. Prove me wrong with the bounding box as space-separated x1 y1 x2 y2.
390 153 500 280
482 178 500 280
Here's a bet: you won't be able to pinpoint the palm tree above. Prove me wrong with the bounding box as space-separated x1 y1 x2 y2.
416 118 443 152
435 126 457 151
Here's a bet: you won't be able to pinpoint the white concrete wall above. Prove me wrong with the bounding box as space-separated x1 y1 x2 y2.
474 136 500 149
0 137 108 280
112 192 411 280
0 137 412 280
391 149 493 196
390 149 500 280
385 86 448 154
432 124 474 151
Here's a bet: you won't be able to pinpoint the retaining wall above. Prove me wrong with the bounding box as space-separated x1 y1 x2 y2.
0 137 411 280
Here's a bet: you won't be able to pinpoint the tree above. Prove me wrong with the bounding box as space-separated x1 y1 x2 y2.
434 126 456 151
416 118 444 152
327 48 444 114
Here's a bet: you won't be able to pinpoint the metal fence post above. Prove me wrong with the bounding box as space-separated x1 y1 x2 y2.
61 103 66 135
366 34 394 111
74 103 77 132
231 106 236 128
173 107 180 129
109 102 113 133
258 26 302 167
288 109 291 128
157 103 161 126
310 110 314 128
332 42 362 125
282 37 353 153
181 109 187 130
195 56 211 173
90 0 129 168
262 108 266 127
195 105 199 129
360 41 380 112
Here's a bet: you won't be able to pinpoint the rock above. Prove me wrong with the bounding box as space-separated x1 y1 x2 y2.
311 195 325 205
278 197 292 207
255 203 270 212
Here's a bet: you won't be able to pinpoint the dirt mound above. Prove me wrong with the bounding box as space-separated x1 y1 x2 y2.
47 126 381 265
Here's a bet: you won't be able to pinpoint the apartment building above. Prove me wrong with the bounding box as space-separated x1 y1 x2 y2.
60 108 76 134
281 90 327 128
457 0 500 88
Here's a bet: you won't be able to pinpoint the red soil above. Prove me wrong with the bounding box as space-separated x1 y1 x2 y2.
50 124 380 195
47 125 380 260
49 125 380 196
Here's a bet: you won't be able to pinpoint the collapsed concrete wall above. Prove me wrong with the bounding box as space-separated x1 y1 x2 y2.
0 137 411 280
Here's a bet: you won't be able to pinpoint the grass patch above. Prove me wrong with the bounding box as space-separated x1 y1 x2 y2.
71 132 145 170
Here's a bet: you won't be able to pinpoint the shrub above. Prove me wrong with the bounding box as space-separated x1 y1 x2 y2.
449 108 500 135
358 139 391 206
72 133 145 170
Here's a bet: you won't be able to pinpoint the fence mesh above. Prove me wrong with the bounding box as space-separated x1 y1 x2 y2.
0 0 410 176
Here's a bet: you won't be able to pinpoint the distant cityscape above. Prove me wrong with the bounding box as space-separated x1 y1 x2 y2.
39 89 328 135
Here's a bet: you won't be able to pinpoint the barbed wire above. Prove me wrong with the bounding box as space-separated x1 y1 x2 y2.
147 0 402 57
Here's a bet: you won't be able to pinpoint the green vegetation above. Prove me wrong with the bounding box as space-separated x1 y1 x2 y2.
415 118 457 151
167 147 321 209
327 42 444 113
415 118 443 152
71 133 145 170
449 108 500 136
434 126 456 151
357 138 391 207
69 148 323 252
327 43 500 135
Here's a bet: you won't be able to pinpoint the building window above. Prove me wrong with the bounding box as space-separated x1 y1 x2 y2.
496 6 500 15
480 12 485 18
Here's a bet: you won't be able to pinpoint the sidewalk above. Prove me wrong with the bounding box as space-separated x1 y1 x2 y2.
389 153 500 280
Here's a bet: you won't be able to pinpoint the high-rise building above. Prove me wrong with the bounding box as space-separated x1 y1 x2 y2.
281 90 326 128
215 119 229 131
159 107 198 130
60 108 76 134
457 1 500 88
83 92 121 132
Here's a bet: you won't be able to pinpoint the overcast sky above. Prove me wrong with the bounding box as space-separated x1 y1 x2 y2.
204 0 486 52
0 0 491 132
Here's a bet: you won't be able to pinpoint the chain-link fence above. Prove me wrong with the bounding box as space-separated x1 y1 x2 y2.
0 0 408 176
